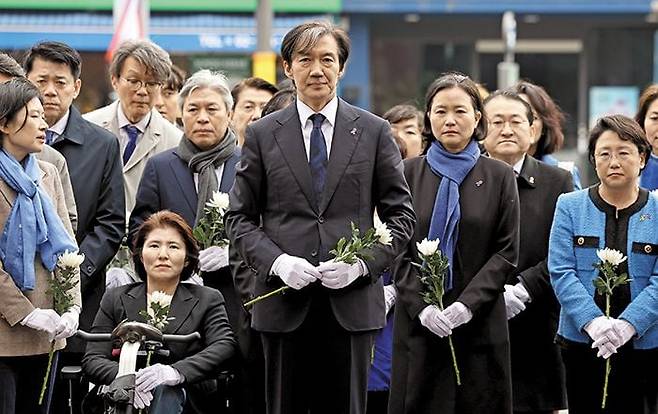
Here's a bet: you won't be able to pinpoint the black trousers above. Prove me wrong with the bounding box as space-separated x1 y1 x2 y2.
0 354 51 414
260 295 376 414
562 345 658 414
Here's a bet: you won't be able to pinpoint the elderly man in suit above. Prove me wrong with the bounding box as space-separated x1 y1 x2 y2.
226 21 416 414
84 39 182 217
482 89 573 414
22 41 126 414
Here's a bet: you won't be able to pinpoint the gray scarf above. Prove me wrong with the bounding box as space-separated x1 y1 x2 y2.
177 129 236 222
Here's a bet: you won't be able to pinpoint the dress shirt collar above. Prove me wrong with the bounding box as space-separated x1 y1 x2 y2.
117 102 151 133
296 95 338 128
513 154 526 176
48 109 70 137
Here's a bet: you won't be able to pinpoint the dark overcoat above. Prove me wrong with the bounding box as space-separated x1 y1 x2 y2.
509 155 572 411
389 154 519 414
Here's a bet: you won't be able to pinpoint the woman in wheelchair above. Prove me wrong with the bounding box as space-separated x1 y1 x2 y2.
82 210 236 413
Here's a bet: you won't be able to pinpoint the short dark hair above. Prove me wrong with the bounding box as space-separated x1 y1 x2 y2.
0 78 42 140
164 64 186 92
383 104 423 127
587 115 651 169
132 210 200 282
483 89 535 125
635 84 658 131
261 88 296 117
281 21 350 70
515 80 566 157
230 77 278 110
0 53 24 79
422 72 487 150
23 41 82 79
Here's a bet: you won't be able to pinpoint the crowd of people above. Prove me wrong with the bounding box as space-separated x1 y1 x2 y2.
0 19 656 414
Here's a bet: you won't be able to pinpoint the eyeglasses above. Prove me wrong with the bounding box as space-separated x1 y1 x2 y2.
120 77 162 92
594 150 637 162
488 118 529 131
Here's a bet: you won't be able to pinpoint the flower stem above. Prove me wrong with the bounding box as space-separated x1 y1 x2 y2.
244 286 289 308
447 335 461 386
38 341 55 405
602 293 611 409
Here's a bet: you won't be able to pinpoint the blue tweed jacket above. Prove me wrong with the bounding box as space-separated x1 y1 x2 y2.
548 188 658 349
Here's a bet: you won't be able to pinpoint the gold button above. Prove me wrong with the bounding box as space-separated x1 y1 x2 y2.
577 237 584 246
645 245 653 254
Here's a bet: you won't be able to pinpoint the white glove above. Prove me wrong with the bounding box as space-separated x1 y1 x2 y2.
317 259 367 289
54 309 79 340
384 284 397 315
271 254 321 290
419 305 452 337
183 272 204 286
106 267 134 289
504 284 527 320
135 364 183 393
198 246 229 272
585 316 623 359
133 387 153 409
443 301 473 329
612 319 636 347
20 308 61 340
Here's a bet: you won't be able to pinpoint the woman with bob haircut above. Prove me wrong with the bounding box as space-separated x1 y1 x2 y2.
635 84 658 190
389 72 519 414
0 77 80 414
515 80 583 189
549 115 658 413
83 210 236 414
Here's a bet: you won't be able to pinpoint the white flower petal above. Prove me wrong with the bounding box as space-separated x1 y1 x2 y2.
416 238 439 257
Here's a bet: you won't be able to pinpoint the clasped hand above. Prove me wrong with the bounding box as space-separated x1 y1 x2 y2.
20 307 79 341
419 302 473 338
273 255 367 290
585 316 636 359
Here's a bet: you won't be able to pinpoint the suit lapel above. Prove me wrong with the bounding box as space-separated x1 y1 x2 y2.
518 155 538 189
57 107 85 146
170 151 198 217
101 101 122 139
165 284 198 334
273 105 317 212
219 150 240 193
124 109 162 173
120 283 148 322
319 100 361 214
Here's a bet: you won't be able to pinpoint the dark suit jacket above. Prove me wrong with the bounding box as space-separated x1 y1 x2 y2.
225 98 416 333
390 155 519 414
81 283 236 400
128 147 244 343
509 155 572 411
51 106 126 351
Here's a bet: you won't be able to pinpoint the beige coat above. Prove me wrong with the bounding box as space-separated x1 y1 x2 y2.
36 144 78 233
83 101 181 216
0 160 81 357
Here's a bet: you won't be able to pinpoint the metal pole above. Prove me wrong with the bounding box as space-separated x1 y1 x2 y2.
253 0 277 83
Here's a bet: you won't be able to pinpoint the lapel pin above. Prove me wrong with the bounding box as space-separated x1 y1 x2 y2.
475 180 483 187
350 128 357 136
529 176 535 184
640 213 652 221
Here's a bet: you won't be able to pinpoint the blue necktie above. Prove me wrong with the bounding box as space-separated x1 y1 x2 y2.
123 125 139 165
45 130 55 145
309 113 328 206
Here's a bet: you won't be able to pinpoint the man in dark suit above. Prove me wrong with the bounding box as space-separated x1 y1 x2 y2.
482 89 573 414
24 41 126 413
225 21 416 414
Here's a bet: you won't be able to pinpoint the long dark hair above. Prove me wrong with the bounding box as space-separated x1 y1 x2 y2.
515 80 566 158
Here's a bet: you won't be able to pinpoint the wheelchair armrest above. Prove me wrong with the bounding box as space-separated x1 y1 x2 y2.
61 365 83 381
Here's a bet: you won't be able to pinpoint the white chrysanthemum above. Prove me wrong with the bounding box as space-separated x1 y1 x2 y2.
374 216 393 246
58 250 85 268
150 290 173 308
596 248 627 267
416 238 440 257
206 191 229 210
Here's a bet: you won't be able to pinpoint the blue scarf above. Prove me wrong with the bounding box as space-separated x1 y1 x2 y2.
425 139 480 290
0 150 77 291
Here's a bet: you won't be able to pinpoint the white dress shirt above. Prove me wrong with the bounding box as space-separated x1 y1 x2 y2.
296 96 338 161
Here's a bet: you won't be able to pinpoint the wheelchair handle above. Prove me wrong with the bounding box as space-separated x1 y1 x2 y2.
75 330 201 343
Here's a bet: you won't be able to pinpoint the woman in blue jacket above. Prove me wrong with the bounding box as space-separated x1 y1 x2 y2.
548 115 658 414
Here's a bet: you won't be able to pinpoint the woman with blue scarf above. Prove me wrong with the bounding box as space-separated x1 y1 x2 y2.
389 73 520 414
0 78 79 414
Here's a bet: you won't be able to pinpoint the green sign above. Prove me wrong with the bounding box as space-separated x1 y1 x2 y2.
0 0 340 12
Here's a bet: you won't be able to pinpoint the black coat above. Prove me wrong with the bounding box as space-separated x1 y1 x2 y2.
509 155 572 411
225 99 416 333
82 283 236 410
389 155 519 414
51 106 126 352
